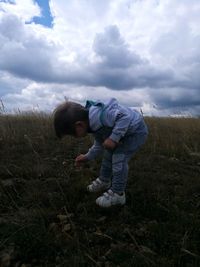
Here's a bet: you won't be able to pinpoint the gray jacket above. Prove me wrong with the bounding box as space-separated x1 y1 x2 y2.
85 98 148 160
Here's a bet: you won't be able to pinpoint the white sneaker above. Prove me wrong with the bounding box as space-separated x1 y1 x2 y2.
87 178 111 193
96 189 126 208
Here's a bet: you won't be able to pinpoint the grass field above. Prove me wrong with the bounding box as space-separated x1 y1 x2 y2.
0 114 200 267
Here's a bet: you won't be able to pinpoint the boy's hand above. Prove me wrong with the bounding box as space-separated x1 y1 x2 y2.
75 154 88 167
103 138 118 150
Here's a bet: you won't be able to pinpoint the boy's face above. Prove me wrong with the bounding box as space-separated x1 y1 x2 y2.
74 121 88 138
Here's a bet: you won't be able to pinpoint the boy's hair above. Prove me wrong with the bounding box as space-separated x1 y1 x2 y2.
53 101 88 138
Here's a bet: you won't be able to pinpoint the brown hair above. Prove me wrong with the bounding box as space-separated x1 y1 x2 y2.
53 101 88 138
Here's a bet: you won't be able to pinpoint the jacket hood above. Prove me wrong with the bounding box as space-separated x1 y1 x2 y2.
85 98 118 132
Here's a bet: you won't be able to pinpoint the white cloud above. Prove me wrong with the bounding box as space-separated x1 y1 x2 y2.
0 0 199 116
0 0 41 21
0 71 29 96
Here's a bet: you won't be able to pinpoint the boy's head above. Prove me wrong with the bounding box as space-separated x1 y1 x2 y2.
53 101 89 138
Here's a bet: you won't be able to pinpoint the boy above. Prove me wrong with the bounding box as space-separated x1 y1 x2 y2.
53 98 148 208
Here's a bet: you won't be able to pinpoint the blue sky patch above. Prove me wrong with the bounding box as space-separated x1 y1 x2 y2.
33 0 53 28
0 0 15 4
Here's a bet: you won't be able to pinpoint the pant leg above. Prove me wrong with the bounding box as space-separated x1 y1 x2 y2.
111 153 128 193
111 133 147 193
99 149 112 183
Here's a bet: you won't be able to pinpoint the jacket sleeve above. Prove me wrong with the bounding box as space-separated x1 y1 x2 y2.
85 139 104 160
107 108 133 143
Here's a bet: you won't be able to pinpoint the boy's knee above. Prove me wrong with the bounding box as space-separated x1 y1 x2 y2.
112 153 125 173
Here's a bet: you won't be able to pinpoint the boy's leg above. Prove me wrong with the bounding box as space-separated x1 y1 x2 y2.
96 134 147 207
111 153 129 193
95 152 128 207
111 134 147 194
87 149 112 193
99 149 112 183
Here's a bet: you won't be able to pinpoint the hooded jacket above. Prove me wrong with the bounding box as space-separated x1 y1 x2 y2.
85 98 148 160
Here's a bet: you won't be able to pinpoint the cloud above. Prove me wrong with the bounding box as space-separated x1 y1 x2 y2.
0 0 41 21
0 71 29 97
2 82 151 113
93 25 143 68
0 16 175 91
89 25 176 90
0 0 200 116
0 14 58 81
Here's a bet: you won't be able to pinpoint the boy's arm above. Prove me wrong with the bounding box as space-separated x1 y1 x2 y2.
85 139 103 160
106 108 133 143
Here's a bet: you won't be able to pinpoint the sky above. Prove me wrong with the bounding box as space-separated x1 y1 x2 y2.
0 0 200 116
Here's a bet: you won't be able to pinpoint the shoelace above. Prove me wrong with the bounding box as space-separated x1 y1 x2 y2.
103 190 114 199
92 179 102 187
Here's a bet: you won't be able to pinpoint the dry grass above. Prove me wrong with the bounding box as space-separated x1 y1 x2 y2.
0 113 200 266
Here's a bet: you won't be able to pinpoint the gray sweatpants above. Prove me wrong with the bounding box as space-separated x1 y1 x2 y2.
99 133 147 193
